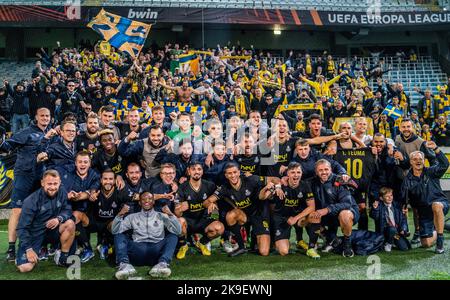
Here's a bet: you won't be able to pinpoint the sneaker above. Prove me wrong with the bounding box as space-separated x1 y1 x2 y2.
195 241 211 256
80 249 95 263
435 238 445 254
149 262 171 278
206 242 211 252
228 247 247 257
115 262 137 280
97 244 108 260
5 249 16 262
306 248 321 259
176 244 189 260
222 240 238 254
342 239 354 258
54 250 70 267
296 240 309 251
384 243 392 252
47 246 56 256
411 232 420 244
38 247 48 261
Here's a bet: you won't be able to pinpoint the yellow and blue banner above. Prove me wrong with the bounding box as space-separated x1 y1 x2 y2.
381 104 403 120
87 9 151 58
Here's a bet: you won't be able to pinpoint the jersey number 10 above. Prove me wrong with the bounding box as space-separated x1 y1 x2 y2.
344 158 363 179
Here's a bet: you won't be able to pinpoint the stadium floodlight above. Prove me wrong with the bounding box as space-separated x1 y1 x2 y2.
273 29 281 35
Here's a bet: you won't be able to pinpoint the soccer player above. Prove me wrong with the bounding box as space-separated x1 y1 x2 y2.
87 169 128 260
76 112 100 156
261 162 321 259
309 159 360 257
57 151 100 263
203 163 272 257
16 170 75 272
175 162 224 259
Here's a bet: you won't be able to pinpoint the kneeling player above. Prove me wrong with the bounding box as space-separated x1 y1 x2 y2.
203 163 272 257
261 162 321 259
175 162 224 259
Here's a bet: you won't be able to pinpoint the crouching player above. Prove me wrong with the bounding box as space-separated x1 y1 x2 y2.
260 162 321 259
175 162 225 259
16 170 76 272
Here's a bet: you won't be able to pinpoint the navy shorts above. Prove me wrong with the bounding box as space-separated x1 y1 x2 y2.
185 217 215 234
272 214 296 242
16 227 61 266
418 201 449 238
11 174 36 209
321 208 360 228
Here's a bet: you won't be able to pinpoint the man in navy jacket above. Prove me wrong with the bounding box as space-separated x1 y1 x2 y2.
401 140 449 254
16 169 75 272
0 107 57 261
309 159 360 258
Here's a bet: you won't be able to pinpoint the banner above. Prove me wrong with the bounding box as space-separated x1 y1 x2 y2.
274 103 324 119
1 5 450 27
0 153 16 208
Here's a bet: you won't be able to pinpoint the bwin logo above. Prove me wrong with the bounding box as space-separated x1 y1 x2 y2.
128 9 158 20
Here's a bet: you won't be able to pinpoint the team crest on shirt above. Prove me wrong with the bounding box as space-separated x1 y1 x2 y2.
286 146 291 152
230 195 235 200
103 161 108 166
187 195 191 201
80 142 85 147
203 193 207 200
56 200 61 208
245 190 251 196
297 192 303 198
111 202 117 208
95 141 100 147
118 156 122 162
254 157 259 163
275 229 281 236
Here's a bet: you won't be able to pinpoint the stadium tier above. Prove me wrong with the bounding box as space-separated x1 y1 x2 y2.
0 0 445 11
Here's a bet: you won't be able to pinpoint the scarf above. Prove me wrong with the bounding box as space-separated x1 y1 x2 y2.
379 122 391 138
235 96 247 118
423 97 434 119
421 131 431 141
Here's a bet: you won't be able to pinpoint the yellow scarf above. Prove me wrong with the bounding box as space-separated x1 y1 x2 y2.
235 96 247 118
379 122 391 138
295 120 306 132
421 131 431 141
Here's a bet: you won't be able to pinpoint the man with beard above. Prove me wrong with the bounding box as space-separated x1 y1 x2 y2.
60 80 86 117
118 125 169 178
147 105 171 133
37 121 78 171
175 162 224 259
0 108 57 262
369 133 409 205
15 170 75 272
261 162 321 259
156 140 204 182
57 151 100 263
234 133 263 176
159 78 206 103
121 162 156 215
76 112 101 156
309 159 360 257
395 118 436 244
401 141 449 254
92 130 126 190
203 163 274 257
112 192 181 279
88 169 128 260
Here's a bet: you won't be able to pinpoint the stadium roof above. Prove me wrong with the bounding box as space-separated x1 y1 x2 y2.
0 0 445 12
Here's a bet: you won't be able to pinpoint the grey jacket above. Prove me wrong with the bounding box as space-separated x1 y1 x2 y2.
112 209 182 243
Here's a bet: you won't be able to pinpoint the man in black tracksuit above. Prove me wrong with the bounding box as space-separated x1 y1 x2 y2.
5 80 31 134
15 170 75 272
401 140 449 254
309 159 360 257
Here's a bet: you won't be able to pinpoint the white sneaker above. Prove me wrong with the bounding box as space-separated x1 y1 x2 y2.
384 243 392 252
321 245 334 253
222 240 235 254
149 262 171 278
115 263 137 280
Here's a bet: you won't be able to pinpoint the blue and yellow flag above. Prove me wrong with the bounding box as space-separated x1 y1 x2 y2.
381 104 403 120
87 9 151 58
